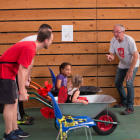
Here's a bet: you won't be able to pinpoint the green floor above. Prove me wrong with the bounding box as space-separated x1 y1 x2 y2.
0 107 140 140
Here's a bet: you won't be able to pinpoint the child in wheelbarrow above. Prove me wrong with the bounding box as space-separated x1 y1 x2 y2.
55 62 72 91
66 74 88 105
58 74 88 105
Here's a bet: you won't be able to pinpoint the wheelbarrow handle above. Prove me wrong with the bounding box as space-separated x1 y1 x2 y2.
30 84 38 90
30 81 42 89
29 81 52 102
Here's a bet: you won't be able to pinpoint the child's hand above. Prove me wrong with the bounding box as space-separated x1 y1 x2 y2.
67 80 73 89
82 100 88 105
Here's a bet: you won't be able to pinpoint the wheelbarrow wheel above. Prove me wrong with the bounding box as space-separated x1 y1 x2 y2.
93 109 118 135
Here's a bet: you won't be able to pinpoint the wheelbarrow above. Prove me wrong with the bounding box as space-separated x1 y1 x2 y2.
28 81 119 136
54 94 119 135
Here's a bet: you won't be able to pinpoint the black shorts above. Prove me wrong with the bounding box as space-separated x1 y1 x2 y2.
0 79 18 104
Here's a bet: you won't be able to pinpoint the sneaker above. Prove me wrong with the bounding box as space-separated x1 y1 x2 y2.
3 131 24 140
17 119 34 125
14 127 30 138
23 114 35 121
122 108 134 115
114 103 126 108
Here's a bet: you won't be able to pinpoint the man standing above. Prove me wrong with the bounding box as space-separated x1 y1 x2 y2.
17 24 52 125
0 28 53 140
106 24 139 115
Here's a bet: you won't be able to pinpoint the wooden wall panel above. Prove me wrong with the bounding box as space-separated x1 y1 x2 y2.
34 55 97 65
0 0 96 9
31 77 97 87
0 32 97 44
97 9 140 19
1 0 140 108
0 43 97 55
98 76 140 87
97 20 140 30
0 20 96 32
31 66 97 77
1 43 97 55
97 0 140 7
98 32 140 42
98 65 140 76
98 54 119 65
98 43 140 54
0 9 96 21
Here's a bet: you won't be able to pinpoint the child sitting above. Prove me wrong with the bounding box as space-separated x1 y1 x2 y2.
66 75 88 105
55 62 72 91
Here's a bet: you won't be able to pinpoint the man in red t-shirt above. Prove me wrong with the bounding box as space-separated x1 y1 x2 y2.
0 28 53 140
16 24 52 125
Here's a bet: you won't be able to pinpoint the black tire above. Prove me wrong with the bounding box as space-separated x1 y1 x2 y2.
93 109 118 135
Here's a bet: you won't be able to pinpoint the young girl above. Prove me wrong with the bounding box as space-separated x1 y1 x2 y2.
55 62 72 91
66 75 88 105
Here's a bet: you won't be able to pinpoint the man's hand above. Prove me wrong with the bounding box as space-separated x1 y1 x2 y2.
126 70 133 81
19 89 29 102
25 77 31 87
106 54 113 62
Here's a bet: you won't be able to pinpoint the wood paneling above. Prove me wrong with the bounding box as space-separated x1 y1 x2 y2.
98 32 140 42
98 65 118 76
0 9 96 21
31 77 97 87
97 20 140 30
0 43 97 55
97 0 140 7
31 66 97 77
0 20 96 32
97 9 140 19
0 0 96 9
34 55 97 65
98 54 119 65
1 0 140 108
98 43 140 54
98 66 140 76
98 76 140 87
0 32 97 44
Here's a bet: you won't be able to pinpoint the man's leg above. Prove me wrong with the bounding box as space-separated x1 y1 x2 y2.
18 101 25 119
17 100 22 121
126 67 138 109
114 68 128 106
3 103 16 134
13 99 18 130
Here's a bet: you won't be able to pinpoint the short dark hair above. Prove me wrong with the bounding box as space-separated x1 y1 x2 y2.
37 28 52 42
59 62 72 73
38 24 52 32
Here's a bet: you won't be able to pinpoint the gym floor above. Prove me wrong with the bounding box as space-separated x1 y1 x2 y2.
0 107 140 140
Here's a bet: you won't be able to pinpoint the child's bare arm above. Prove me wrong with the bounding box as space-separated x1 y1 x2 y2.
56 79 62 89
72 90 88 105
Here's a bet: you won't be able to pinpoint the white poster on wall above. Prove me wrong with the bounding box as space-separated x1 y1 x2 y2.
62 25 73 41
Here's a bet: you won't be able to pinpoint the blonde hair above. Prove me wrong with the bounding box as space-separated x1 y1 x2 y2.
71 74 83 88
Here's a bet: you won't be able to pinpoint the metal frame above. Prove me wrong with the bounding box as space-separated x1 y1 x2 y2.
56 125 93 140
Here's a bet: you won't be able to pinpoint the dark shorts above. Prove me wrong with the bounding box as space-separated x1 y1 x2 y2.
0 79 18 104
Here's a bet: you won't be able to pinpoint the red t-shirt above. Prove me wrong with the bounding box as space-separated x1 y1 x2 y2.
0 41 36 80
